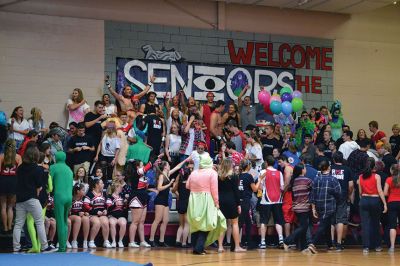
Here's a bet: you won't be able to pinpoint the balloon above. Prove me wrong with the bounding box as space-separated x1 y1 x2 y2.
282 101 293 116
270 101 282 115
263 104 273 115
270 94 282 103
279 87 292 96
258 90 271 105
292 98 303 112
292 90 303 99
281 93 292 102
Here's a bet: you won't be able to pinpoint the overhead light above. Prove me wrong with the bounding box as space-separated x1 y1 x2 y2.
298 0 309 6
394 1 397 4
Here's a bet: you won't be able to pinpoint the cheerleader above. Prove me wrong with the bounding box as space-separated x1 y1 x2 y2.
126 160 154 248
73 167 89 194
172 160 193 248
107 181 127 248
83 177 111 248
45 193 57 248
68 184 90 249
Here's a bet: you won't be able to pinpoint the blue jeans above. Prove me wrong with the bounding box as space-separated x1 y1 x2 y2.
360 196 382 249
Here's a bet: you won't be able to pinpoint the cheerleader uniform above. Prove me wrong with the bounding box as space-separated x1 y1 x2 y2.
46 195 55 218
176 168 190 214
107 194 126 219
154 176 170 207
129 163 152 209
70 198 84 216
0 161 17 195
83 191 107 215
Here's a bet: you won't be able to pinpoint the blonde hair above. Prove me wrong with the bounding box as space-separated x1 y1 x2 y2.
3 139 16 168
30 107 42 128
218 158 233 181
72 88 84 103
392 124 400 131
107 180 122 195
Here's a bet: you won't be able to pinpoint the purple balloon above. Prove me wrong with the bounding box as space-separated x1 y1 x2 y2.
292 90 303 99
281 93 292 102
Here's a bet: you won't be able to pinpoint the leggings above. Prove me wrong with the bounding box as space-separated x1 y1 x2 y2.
239 199 252 245
26 207 47 253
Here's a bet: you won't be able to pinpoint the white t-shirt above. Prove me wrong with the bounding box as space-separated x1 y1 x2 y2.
246 143 264 174
66 99 90 128
105 104 117 116
168 134 182 154
127 128 136 139
184 128 195 156
8 118 30 141
101 135 121 157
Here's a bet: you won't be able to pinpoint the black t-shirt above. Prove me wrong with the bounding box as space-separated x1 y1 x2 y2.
313 155 330 169
261 137 282 158
331 163 352 201
67 135 94 164
16 163 42 203
145 114 163 154
37 166 50 207
84 112 105 147
382 153 397 176
238 172 255 201
389 135 400 158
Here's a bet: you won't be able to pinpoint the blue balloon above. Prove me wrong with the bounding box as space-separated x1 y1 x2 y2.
270 101 282 115
282 101 293 116
281 93 293 102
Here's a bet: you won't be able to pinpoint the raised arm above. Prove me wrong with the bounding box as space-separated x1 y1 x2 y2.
136 75 156 99
237 84 250 108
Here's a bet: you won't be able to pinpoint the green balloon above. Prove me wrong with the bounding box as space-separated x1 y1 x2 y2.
292 98 303 112
279 87 292 96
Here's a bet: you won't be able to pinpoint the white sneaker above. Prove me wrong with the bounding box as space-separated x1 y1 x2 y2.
118 241 124 248
66 241 72 249
103 240 112 248
88 240 97 248
140 241 151 248
83 241 88 249
111 241 116 248
56 242 59 248
71 240 78 249
129 242 139 248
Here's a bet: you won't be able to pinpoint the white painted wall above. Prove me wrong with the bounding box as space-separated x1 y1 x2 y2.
0 12 104 127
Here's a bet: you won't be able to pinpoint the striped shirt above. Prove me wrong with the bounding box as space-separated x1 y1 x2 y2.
292 176 313 213
311 173 341 219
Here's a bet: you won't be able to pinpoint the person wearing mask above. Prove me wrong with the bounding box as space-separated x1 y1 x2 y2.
339 130 360 160
383 164 400 253
186 154 226 255
358 158 387 254
307 160 341 254
283 163 312 252
330 151 354 251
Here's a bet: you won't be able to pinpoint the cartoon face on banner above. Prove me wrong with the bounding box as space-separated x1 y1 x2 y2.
116 58 295 103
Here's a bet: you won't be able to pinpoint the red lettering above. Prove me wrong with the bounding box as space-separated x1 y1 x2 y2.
227 40 254 65
295 75 310 93
267 43 280 67
255 42 268 66
305 46 321 70
321 47 332 71
290 45 306 68
311 76 322 94
278 43 291 68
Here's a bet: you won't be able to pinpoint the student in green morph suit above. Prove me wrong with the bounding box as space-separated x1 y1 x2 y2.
50 151 73 252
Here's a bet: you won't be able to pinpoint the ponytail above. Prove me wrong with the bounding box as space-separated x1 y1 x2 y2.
361 157 375 179
391 164 400 187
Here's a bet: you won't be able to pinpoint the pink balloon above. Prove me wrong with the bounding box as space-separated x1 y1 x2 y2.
258 90 271 105
270 95 282 103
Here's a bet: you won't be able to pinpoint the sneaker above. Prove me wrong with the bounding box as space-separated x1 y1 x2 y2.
158 242 169 247
56 243 59 248
388 247 395 253
111 241 116 248
175 241 182 247
48 242 55 249
103 240 112 248
118 241 124 248
140 241 151 248
148 240 156 247
363 248 369 254
308 244 317 254
66 241 72 249
335 244 344 252
88 240 97 248
129 242 139 248
41 246 58 253
258 242 266 249
83 241 88 249
71 240 78 249
279 241 284 249
375 247 383 252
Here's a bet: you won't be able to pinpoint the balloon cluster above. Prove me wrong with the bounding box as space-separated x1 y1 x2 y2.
258 87 303 116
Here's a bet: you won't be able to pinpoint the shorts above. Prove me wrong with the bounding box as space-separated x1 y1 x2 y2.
282 191 295 223
335 201 350 224
388 201 400 229
0 175 17 195
176 199 188 214
259 204 284 226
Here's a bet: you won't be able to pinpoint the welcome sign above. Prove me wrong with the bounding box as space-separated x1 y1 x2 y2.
116 57 296 104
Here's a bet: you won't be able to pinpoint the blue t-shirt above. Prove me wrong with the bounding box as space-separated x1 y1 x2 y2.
238 173 255 201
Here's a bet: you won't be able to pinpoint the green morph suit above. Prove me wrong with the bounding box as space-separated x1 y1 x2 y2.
50 151 73 252
26 173 53 253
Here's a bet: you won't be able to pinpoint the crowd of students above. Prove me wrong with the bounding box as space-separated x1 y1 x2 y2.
0 80 399 255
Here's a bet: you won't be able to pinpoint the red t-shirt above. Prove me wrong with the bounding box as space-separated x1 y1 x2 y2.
385 176 400 202
359 173 379 195
371 130 386 144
